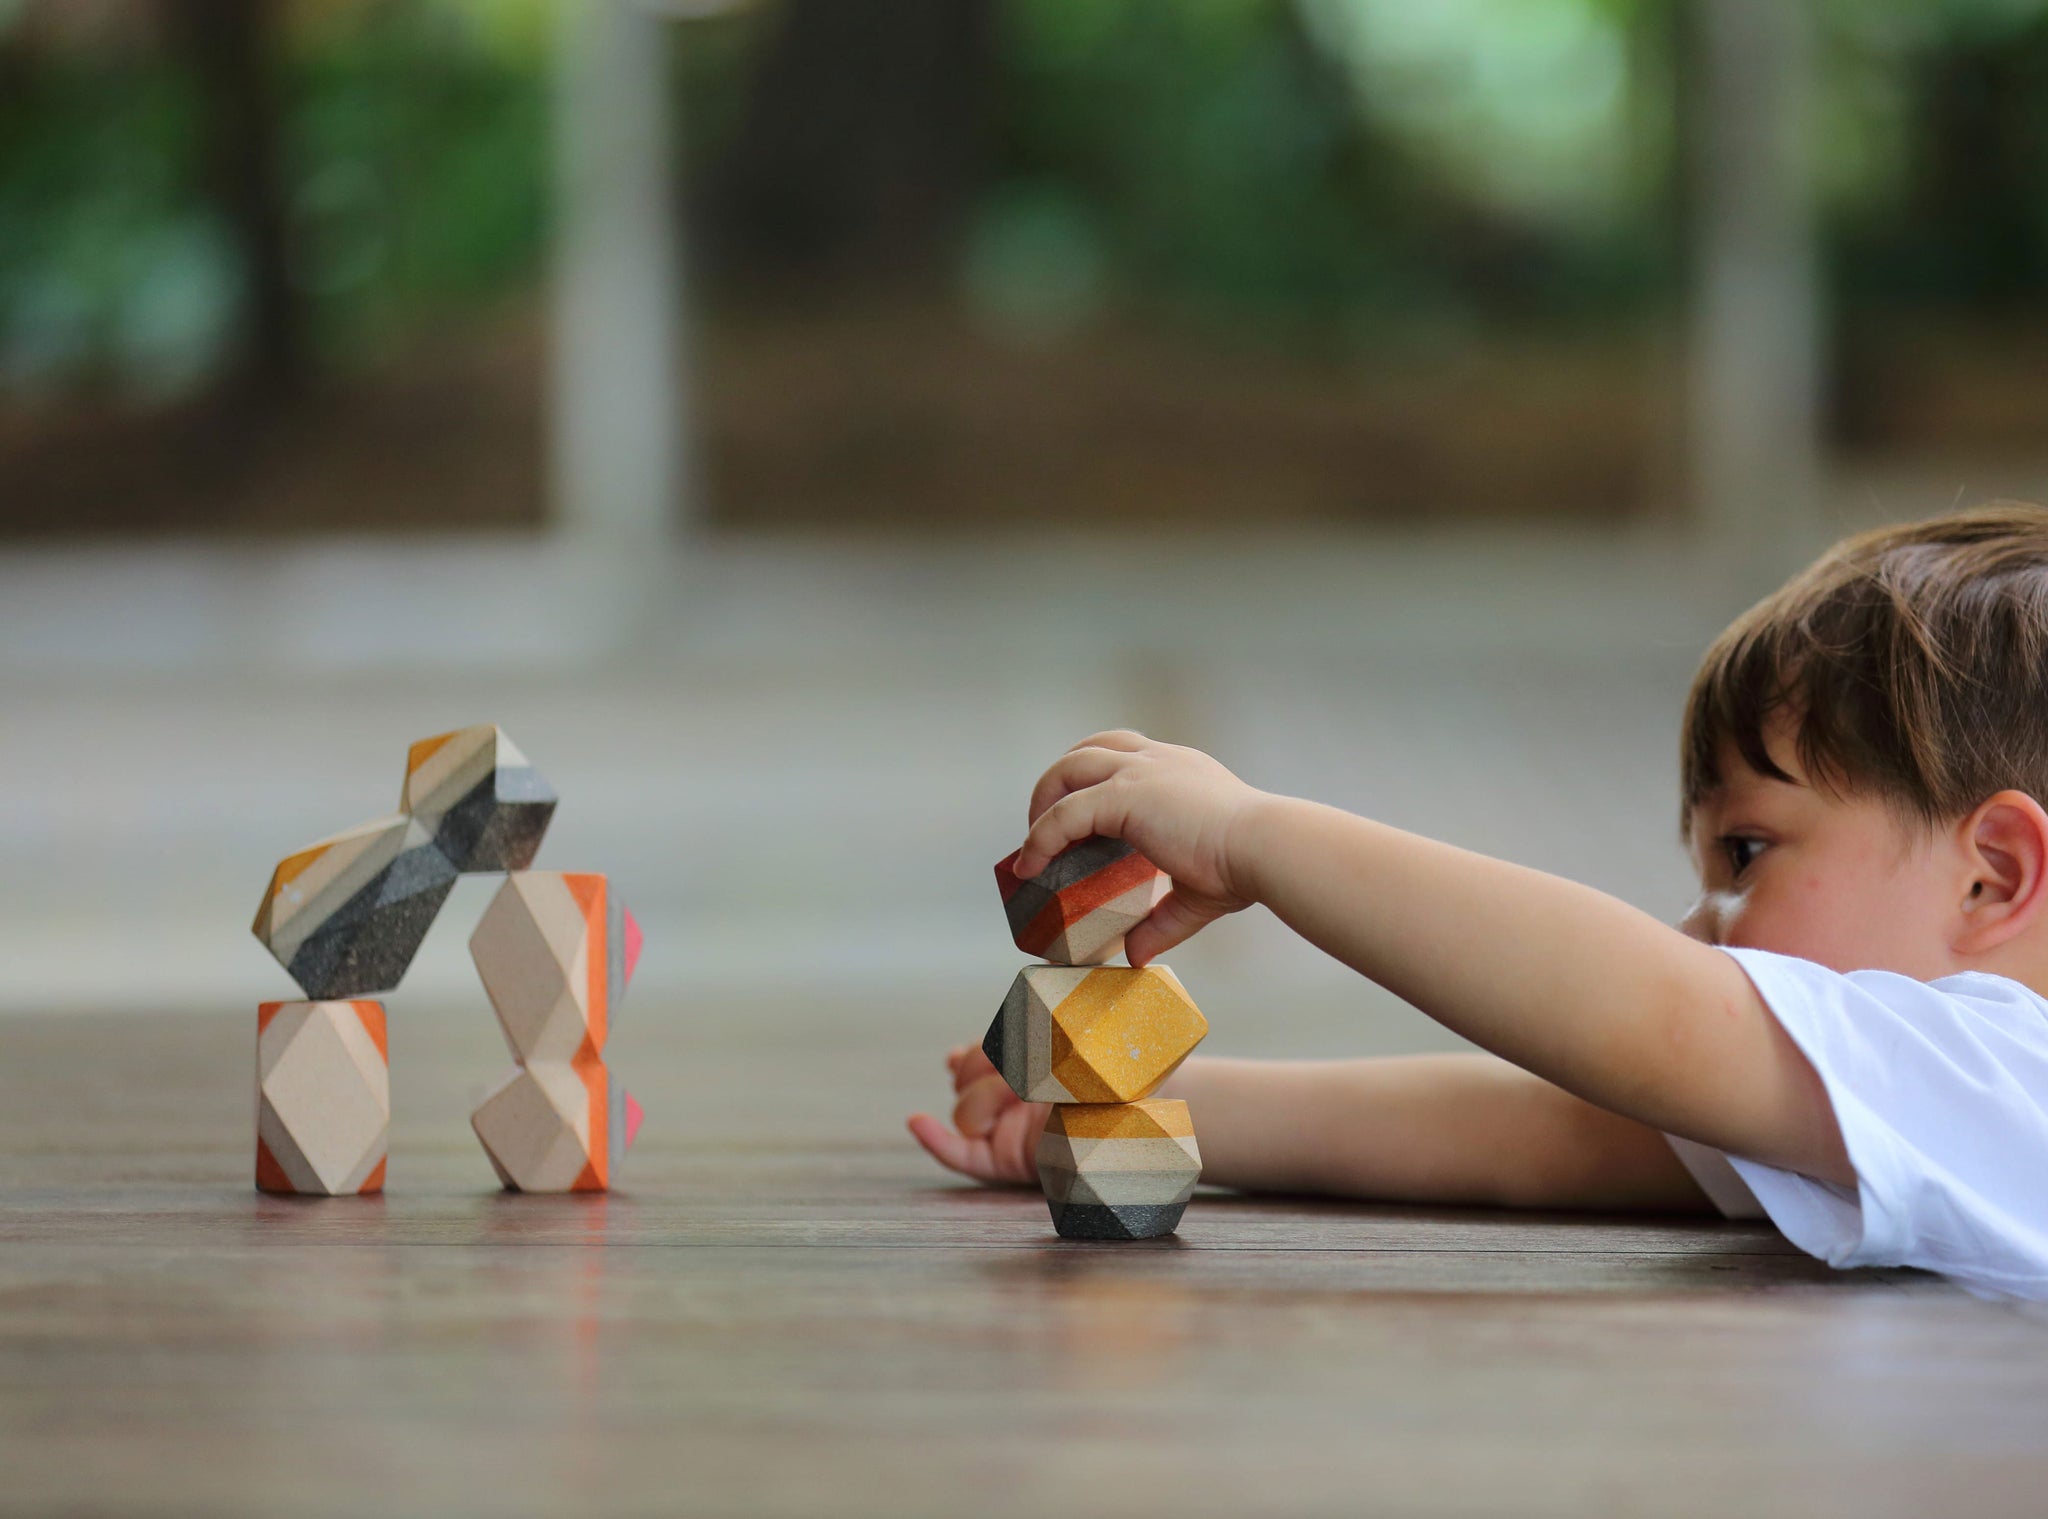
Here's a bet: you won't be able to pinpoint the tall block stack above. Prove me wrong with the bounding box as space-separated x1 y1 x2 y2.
249 725 643 1195
984 840 1209 1239
469 871 643 1192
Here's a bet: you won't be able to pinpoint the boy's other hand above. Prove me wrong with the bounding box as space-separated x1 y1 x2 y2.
906 1043 1050 1188
1014 730 1262 964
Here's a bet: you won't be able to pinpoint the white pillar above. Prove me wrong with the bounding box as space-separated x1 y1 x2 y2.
1686 0 1823 591
549 0 690 548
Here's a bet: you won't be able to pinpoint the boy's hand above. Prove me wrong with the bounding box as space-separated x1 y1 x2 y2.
1014 730 1263 964
906 1044 1051 1187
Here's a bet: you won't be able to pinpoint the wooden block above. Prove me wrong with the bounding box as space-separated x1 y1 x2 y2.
469 872 640 1065
1037 1099 1200 1240
252 815 457 999
995 836 1169 965
470 1059 641 1193
256 1001 389 1196
401 724 558 874
982 965 1207 1104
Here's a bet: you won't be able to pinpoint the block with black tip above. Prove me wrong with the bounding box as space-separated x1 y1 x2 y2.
401 725 557 874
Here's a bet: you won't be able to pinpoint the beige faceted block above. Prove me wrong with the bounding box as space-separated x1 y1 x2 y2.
469 872 639 1065
256 1001 388 1196
470 1060 640 1193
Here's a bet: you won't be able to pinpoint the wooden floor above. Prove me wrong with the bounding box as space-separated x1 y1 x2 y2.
5 1006 2047 1518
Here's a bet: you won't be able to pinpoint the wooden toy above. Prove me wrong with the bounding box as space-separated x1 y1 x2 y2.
468 870 643 1191
401 724 558 873
995 836 1169 965
255 1000 389 1196
251 725 644 1200
982 964 1207 1104
252 815 458 999
470 1060 641 1193
1036 1099 1201 1240
469 871 640 1065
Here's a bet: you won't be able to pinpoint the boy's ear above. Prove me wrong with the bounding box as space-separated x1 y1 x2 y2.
1954 790 2048 952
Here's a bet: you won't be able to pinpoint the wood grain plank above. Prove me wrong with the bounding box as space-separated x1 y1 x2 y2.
0 1009 2039 1518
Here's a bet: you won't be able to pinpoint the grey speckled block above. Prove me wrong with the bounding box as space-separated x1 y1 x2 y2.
253 815 459 999
401 725 558 874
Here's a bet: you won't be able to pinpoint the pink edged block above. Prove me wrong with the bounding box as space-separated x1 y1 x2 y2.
623 909 643 988
625 1091 644 1149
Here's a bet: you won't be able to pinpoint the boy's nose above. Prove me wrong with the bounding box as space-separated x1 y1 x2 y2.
1677 897 1719 945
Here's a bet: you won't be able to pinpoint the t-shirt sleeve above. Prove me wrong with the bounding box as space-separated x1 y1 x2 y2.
1716 947 2048 1298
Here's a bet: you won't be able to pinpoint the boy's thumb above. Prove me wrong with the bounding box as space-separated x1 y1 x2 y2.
1124 889 1219 966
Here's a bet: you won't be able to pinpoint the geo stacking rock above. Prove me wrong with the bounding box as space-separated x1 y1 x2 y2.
977 829 1209 1240
1036 1099 1202 1240
470 1060 642 1193
982 965 1207 1104
256 1000 389 1196
469 872 640 1064
250 724 642 1202
467 870 643 1192
253 815 459 999
996 836 1169 966
401 724 558 873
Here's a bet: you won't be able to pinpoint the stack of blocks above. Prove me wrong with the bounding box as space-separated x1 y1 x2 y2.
984 838 1209 1239
250 726 643 1196
469 872 643 1192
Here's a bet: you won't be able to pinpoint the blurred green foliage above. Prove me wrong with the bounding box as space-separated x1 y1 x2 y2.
286 4 548 358
0 48 217 395
4 0 2048 402
0 0 549 396
981 0 1663 350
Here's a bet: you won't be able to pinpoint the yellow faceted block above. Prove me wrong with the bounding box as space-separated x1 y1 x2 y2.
982 965 1207 1104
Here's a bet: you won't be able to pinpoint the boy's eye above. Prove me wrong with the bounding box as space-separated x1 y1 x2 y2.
1722 836 1767 877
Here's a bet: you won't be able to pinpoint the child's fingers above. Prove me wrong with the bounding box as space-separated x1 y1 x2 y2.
1068 729 1149 754
952 1072 1015 1138
906 1114 1008 1185
997 1099 1053 1177
1028 746 1136 824
1014 788 1123 880
1123 887 1228 967
950 1043 998 1093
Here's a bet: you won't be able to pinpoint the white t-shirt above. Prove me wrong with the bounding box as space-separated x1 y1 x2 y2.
1664 947 2048 1299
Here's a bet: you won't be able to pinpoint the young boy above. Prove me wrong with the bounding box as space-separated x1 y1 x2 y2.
909 505 2048 1297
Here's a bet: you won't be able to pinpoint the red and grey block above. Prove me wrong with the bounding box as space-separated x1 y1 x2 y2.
995 836 1171 965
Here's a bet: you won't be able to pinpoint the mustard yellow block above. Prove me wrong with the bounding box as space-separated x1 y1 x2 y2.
982 965 1208 1104
1045 1097 1196 1141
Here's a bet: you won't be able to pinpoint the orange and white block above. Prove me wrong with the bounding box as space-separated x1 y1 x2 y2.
256 1000 389 1196
470 1061 641 1193
468 870 644 1192
470 871 641 1065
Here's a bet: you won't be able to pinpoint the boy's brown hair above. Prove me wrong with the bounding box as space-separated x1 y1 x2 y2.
1681 502 2048 834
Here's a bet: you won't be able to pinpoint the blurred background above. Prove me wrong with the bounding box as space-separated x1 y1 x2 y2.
5 0 2048 1069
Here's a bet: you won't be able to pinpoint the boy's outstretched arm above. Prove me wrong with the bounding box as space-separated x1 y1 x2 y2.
911 1046 1716 1211
1014 731 1853 1185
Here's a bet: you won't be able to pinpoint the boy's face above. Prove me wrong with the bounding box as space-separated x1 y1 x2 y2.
1681 715 1962 978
